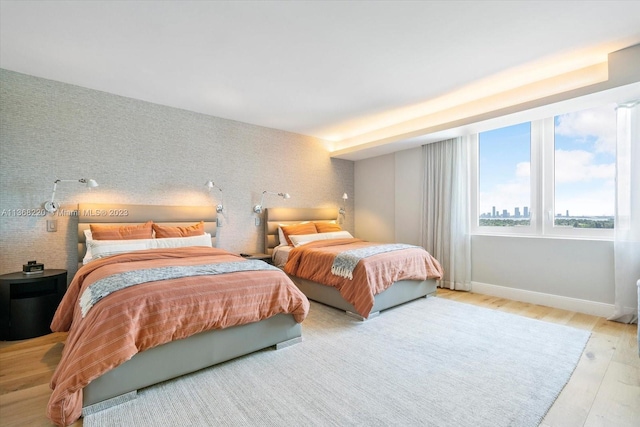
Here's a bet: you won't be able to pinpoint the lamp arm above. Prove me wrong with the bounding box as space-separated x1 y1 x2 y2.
44 178 98 214
49 179 88 204
254 190 289 213
49 179 83 203
49 181 59 205
254 191 271 214
258 192 267 211
204 181 224 212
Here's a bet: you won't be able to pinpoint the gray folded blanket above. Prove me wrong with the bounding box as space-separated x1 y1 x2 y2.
331 243 418 280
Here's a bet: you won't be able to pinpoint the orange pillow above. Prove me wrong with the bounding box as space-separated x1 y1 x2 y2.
90 221 154 240
280 222 317 246
314 222 342 233
153 221 205 238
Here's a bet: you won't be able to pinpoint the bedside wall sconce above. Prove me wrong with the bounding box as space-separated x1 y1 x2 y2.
253 191 290 214
204 181 224 213
339 193 348 216
44 178 99 214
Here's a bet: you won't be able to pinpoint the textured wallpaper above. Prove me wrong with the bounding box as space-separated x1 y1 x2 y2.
0 69 354 279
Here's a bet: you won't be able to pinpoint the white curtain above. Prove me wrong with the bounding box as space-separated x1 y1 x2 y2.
609 100 640 324
420 137 471 290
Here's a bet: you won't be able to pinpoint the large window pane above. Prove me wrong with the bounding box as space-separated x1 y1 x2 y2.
554 104 616 229
478 122 531 227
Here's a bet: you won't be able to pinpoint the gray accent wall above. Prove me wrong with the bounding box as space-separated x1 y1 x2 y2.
0 69 354 278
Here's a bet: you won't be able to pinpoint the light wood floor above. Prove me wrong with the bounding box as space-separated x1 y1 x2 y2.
0 289 638 427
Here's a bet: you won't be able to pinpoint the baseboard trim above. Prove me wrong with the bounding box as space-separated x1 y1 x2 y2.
470 281 615 318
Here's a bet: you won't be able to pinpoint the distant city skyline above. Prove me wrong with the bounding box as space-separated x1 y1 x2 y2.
480 206 530 219
480 205 613 219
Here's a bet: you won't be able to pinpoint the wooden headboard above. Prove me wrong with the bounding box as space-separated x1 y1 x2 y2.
77 203 218 262
264 207 338 254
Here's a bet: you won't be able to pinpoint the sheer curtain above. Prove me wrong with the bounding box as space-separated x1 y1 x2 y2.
420 137 471 290
610 100 640 324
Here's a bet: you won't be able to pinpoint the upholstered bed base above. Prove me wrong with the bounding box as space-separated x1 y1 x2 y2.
264 207 438 320
292 276 437 320
83 314 302 411
76 203 302 412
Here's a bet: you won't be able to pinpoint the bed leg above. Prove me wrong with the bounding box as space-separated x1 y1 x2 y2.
275 336 302 350
346 310 380 321
82 390 137 416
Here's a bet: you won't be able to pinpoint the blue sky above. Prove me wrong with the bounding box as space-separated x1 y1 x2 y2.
479 104 616 217
479 122 530 217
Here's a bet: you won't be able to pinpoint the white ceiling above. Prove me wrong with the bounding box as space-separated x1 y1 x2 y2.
2 1 640 155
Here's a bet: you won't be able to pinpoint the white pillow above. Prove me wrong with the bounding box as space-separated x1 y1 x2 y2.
84 233 213 263
289 230 354 247
278 227 287 247
83 229 95 264
87 240 151 261
152 233 212 249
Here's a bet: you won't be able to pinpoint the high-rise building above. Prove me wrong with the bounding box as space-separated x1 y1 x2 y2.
524 206 529 218
515 207 521 218
492 206 496 218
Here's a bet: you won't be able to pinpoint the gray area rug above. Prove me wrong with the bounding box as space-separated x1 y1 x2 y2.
83 297 590 427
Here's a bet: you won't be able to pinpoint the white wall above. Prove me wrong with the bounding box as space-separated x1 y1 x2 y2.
354 147 423 246
354 145 616 317
471 235 614 314
354 154 395 243
394 148 423 246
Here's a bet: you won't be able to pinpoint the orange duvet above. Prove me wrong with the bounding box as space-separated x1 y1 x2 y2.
47 246 309 426
284 238 443 319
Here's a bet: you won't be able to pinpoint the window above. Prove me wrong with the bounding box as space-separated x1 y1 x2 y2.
472 103 617 238
478 122 531 228
553 104 616 230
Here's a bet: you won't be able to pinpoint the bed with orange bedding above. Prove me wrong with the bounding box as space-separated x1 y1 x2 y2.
284 238 442 319
265 208 443 320
47 204 309 427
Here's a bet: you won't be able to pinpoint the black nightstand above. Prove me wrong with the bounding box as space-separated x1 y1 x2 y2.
0 269 67 340
243 253 274 265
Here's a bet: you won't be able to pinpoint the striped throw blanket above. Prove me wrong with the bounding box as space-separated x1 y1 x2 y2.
331 244 418 280
79 260 280 317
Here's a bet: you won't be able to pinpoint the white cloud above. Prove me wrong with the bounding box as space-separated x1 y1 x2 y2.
555 185 615 217
479 177 530 215
554 104 617 154
555 149 615 183
515 161 530 177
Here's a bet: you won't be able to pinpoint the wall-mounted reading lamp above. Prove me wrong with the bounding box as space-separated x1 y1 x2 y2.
204 181 224 213
44 178 99 214
339 193 348 216
253 191 290 214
